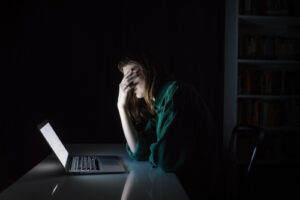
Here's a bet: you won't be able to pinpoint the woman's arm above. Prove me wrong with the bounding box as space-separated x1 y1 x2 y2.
118 105 138 153
117 69 139 152
149 83 212 172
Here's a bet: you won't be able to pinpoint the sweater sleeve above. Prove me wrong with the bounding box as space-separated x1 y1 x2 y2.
126 118 156 161
149 84 203 172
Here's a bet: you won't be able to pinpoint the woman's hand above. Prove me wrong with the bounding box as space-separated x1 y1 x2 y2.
117 69 138 108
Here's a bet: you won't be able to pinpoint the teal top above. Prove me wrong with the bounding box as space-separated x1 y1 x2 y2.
126 77 214 172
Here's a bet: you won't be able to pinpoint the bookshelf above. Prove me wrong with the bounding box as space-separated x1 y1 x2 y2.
224 2 300 196
238 95 300 99
239 15 300 28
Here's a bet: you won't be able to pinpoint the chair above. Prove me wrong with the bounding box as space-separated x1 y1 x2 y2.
229 124 266 199
229 101 266 199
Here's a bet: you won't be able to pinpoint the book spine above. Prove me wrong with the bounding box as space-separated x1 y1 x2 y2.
244 0 253 15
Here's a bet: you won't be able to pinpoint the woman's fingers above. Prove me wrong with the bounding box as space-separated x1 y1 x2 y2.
124 69 136 78
121 72 139 89
120 79 137 92
127 72 139 82
126 71 139 80
119 68 140 94
124 83 136 93
124 81 137 91
121 71 134 84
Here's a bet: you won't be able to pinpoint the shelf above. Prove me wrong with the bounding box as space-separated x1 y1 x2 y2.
237 159 300 165
239 15 300 28
238 95 300 100
238 59 300 65
236 126 300 132
238 59 300 70
265 127 300 132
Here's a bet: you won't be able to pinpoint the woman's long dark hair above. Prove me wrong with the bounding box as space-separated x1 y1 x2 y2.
118 52 168 124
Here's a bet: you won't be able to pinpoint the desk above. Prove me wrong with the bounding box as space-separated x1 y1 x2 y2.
0 144 189 200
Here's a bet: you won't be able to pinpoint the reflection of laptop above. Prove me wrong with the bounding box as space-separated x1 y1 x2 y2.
37 120 127 174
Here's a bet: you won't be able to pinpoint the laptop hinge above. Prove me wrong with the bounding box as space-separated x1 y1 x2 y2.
65 155 72 172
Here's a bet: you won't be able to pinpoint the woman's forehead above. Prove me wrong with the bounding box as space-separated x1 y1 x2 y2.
123 64 138 74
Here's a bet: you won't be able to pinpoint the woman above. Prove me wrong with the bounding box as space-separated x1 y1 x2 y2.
117 53 218 198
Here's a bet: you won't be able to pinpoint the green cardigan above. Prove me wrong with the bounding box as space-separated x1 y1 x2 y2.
126 77 213 172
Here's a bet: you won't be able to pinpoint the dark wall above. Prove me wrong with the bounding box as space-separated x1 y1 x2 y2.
0 0 224 191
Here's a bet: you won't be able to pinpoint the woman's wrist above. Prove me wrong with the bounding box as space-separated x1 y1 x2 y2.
117 103 127 111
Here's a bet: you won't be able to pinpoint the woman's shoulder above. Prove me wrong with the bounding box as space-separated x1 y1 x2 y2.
157 75 199 96
163 80 179 97
155 78 201 108
164 80 198 99
154 79 178 108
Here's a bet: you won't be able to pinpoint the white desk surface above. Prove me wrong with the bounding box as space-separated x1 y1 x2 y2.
0 144 189 200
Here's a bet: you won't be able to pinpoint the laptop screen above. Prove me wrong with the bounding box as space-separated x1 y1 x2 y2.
39 122 69 168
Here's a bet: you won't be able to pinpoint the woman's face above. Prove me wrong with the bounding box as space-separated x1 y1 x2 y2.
123 64 146 99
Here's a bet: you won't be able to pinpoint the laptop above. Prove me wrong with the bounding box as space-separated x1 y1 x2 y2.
37 120 127 174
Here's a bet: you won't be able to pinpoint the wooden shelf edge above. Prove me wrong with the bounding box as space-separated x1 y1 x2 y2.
239 15 300 20
238 59 300 65
238 95 300 99
237 159 300 165
235 126 300 132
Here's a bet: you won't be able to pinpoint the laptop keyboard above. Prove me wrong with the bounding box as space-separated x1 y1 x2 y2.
70 156 100 172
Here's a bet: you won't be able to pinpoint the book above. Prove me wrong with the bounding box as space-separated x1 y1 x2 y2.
239 33 298 60
239 0 296 16
239 69 283 95
237 99 297 127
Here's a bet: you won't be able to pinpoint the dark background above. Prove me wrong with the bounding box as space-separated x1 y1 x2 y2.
0 0 225 192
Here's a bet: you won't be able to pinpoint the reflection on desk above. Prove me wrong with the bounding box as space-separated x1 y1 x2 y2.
121 166 188 200
0 144 189 200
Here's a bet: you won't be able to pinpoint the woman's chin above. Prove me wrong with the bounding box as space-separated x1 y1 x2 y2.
135 93 144 99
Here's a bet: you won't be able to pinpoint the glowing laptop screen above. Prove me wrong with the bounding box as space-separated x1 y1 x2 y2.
39 122 69 168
